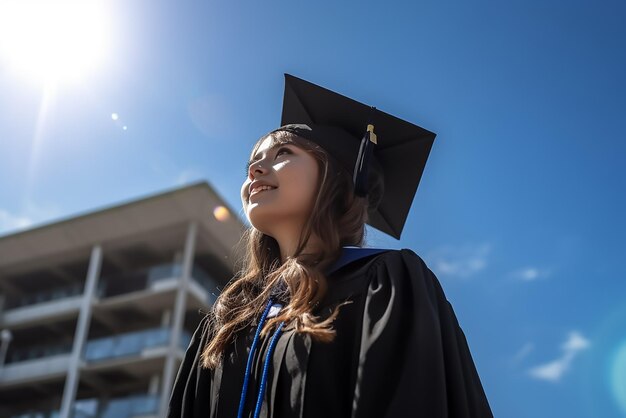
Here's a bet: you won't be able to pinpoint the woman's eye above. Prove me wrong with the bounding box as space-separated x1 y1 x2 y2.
245 148 290 176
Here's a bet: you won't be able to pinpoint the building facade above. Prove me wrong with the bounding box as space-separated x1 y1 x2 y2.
0 182 244 418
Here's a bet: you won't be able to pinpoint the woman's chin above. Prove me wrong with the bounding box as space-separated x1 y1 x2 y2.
245 206 274 233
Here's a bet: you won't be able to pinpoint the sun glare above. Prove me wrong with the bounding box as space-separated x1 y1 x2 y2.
0 0 111 85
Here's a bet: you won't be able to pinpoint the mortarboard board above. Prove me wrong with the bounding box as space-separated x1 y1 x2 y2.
275 74 436 240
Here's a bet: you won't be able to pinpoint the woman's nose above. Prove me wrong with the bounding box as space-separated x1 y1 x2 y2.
248 159 267 179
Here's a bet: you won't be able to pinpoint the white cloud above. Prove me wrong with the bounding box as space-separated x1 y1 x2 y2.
528 353 574 382
561 331 591 351
176 168 204 186
528 331 591 382
0 209 33 233
425 243 491 279
511 342 535 365
148 153 204 187
509 266 552 281
0 201 63 236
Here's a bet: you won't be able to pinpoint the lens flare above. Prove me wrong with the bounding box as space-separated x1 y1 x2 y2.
213 206 231 222
611 341 626 415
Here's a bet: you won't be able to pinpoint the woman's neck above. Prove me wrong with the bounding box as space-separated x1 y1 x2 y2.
272 230 323 263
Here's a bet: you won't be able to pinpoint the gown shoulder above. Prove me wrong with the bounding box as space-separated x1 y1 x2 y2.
345 248 493 417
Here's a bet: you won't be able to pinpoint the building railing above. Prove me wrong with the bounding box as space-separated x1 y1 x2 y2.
75 393 159 418
6 282 83 310
4 262 220 312
98 262 218 299
9 393 159 418
84 327 191 362
6 327 191 365
0 353 71 383
7 341 72 364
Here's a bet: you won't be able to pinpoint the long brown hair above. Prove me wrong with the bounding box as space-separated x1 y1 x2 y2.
200 130 381 369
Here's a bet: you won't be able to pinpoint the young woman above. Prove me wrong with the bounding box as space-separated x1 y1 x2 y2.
167 75 493 418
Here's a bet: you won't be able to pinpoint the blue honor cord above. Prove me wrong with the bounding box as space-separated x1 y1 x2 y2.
237 299 273 418
253 321 285 418
237 299 285 418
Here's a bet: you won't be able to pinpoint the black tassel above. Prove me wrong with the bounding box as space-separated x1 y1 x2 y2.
353 116 377 197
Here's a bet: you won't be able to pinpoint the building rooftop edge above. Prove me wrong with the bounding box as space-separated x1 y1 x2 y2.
0 180 241 242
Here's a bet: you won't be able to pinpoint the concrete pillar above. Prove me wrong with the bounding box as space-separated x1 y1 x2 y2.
59 245 102 418
149 374 160 395
158 222 197 418
161 309 172 328
0 329 13 370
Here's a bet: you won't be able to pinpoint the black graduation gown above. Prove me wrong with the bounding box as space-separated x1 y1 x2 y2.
166 249 493 418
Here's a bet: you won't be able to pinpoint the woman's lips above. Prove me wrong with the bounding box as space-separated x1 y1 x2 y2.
249 185 277 197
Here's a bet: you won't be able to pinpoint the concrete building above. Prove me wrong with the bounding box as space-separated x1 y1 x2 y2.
0 182 244 418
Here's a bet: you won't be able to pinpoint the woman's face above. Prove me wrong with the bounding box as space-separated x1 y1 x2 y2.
241 135 320 236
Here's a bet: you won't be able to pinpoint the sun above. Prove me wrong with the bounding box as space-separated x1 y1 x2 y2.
0 0 111 85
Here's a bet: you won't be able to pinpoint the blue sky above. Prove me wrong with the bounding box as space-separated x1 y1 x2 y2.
1 0 625 416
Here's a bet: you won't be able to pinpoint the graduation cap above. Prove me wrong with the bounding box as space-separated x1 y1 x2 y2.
275 74 436 240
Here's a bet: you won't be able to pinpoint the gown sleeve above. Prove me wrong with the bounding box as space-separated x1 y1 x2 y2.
351 249 493 418
166 314 211 418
